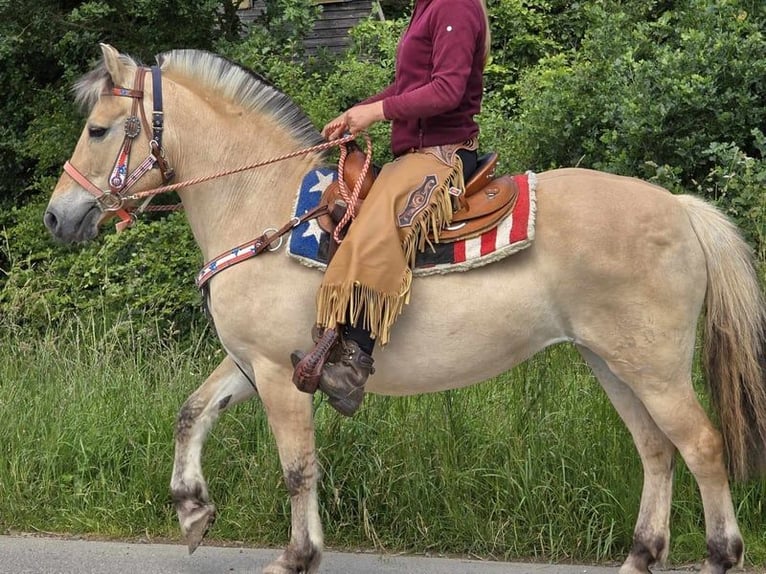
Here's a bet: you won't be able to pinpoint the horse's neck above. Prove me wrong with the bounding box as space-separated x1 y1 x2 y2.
178 157 316 260
163 82 321 259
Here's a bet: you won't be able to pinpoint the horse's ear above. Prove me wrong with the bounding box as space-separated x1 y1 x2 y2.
99 43 127 87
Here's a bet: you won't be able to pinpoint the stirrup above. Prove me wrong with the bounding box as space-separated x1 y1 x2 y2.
291 328 339 393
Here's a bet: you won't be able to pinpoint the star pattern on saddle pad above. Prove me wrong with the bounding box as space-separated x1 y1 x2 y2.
303 170 334 243
310 170 335 193
300 169 332 244
301 216 324 243
288 168 337 265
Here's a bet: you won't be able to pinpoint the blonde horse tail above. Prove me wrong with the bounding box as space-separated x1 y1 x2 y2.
678 194 766 480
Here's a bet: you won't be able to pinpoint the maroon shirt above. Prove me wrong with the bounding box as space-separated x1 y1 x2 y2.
362 0 486 156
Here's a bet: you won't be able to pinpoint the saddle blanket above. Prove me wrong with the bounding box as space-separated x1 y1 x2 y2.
287 168 536 276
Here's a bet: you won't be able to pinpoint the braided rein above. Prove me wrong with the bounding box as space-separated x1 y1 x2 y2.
126 132 371 206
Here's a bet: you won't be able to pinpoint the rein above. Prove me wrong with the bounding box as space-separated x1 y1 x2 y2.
124 133 366 203
195 135 373 289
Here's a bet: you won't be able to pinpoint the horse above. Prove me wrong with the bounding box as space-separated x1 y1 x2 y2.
44 44 766 574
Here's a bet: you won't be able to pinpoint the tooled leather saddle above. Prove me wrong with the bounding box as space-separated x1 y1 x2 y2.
318 142 518 249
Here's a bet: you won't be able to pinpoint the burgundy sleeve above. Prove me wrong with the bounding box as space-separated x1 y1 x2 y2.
382 0 483 120
359 82 397 106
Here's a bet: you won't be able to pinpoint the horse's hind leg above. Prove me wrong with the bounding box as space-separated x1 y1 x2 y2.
578 346 676 574
171 356 258 553
631 378 743 574
591 345 744 574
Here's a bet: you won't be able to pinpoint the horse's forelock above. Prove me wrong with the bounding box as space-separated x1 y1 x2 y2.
73 63 110 112
73 53 140 112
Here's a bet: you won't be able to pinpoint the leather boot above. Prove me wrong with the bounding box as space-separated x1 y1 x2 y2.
319 339 375 417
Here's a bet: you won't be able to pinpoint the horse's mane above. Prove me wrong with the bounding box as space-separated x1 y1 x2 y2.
73 49 322 149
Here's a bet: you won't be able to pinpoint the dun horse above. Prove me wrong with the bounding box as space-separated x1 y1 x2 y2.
45 45 766 574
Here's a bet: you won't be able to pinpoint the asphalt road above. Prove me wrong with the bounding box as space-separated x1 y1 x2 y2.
0 535 720 574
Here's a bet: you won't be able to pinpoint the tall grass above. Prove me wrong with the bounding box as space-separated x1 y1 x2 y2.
0 314 764 566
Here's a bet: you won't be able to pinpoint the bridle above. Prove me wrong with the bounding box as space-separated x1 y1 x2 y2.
63 65 175 232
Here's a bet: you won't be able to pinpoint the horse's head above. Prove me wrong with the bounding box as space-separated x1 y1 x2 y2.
45 44 166 243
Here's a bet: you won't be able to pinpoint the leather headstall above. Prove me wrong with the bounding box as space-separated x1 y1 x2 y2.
63 65 174 232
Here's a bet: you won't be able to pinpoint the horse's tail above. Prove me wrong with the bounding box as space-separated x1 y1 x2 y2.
678 194 766 480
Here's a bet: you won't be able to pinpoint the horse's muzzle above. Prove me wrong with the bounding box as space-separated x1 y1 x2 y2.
44 196 102 243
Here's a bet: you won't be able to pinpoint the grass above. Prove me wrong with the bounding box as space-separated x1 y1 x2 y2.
0 314 764 567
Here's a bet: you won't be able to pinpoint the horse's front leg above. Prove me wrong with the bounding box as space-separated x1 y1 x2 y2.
256 359 323 574
171 355 258 553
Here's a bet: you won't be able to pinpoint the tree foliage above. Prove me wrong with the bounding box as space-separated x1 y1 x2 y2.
0 0 242 330
0 0 241 205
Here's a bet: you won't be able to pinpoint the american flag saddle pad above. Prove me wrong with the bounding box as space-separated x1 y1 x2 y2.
287 168 536 276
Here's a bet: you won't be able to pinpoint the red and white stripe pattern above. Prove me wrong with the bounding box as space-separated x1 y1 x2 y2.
413 171 535 276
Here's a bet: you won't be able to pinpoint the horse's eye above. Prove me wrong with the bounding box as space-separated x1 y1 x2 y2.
88 126 108 139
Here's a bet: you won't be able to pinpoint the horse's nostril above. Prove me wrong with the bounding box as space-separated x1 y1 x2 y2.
43 210 59 233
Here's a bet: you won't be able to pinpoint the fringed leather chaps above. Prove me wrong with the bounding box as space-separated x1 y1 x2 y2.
316 142 474 346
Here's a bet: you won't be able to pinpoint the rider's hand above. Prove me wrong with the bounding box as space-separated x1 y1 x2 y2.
321 102 386 140
343 102 385 135
321 113 348 141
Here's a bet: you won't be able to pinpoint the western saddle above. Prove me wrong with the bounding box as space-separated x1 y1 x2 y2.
318 143 518 248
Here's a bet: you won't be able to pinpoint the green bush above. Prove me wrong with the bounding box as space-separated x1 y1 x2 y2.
646 130 766 262
1 207 203 334
485 0 579 111
503 0 765 250
221 0 320 68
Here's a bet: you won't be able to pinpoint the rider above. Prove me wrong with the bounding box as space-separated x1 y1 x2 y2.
293 0 491 416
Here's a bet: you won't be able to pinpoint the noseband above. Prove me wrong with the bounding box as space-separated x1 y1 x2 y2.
63 66 174 231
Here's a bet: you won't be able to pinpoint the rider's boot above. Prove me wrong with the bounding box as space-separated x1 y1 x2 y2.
318 335 375 417
291 322 375 416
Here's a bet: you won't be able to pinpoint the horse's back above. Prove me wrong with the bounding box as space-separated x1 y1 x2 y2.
535 167 677 214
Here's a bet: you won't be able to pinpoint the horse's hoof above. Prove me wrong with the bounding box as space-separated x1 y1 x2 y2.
183 503 216 554
699 560 734 574
261 544 321 574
